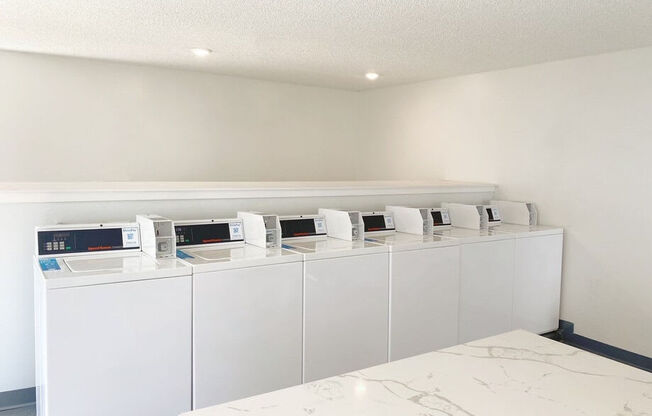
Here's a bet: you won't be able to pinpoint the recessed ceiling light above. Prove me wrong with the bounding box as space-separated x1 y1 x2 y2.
365 72 380 81
191 48 212 57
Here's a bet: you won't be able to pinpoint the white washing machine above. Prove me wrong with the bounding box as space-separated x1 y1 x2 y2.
439 203 518 343
34 220 192 416
174 217 303 409
490 200 564 334
279 213 389 383
364 208 460 361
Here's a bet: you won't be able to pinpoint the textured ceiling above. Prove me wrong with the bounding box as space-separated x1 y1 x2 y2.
2 1 652 90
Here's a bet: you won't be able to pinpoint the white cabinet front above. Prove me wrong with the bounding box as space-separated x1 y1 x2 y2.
303 253 389 382
193 262 303 409
458 239 516 343
46 276 192 416
512 234 563 334
390 245 460 361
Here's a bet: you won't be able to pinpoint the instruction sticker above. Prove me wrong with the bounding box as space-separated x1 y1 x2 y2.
122 226 140 248
176 250 194 259
490 208 501 221
229 222 244 241
39 258 61 271
314 218 326 234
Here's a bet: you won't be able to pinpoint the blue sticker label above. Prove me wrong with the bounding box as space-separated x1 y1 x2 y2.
281 244 295 250
39 258 61 271
176 250 194 259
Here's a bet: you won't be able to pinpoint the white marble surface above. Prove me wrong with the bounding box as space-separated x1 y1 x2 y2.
183 330 652 416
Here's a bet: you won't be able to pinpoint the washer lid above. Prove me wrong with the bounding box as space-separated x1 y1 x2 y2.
177 244 302 272
492 223 563 237
434 227 516 243
37 252 191 289
192 248 240 262
367 232 457 252
282 237 387 259
64 255 153 273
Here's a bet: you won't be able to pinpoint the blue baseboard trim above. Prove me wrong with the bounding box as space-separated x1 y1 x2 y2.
557 319 651 373
0 387 35 411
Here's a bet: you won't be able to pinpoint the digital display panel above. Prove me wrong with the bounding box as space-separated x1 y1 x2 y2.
175 223 238 246
431 210 444 226
362 215 388 232
486 208 497 221
37 228 127 255
281 218 323 238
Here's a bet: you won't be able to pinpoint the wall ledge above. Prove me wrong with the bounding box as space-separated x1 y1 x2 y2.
0 180 496 204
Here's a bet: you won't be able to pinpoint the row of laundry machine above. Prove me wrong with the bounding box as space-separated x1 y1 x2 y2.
33 200 563 416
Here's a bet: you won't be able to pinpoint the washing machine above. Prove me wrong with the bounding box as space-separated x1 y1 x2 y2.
490 200 564 334
34 219 192 416
174 217 303 408
364 208 460 361
280 213 389 382
438 203 518 343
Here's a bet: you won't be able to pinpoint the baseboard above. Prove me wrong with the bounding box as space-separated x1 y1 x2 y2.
556 319 651 373
0 387 35 411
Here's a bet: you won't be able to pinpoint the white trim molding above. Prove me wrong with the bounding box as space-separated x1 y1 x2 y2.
0 181 496 204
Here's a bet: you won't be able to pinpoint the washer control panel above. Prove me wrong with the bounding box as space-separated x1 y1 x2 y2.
175 219 244 247
280 215 327 239
430 208 452 229
484 205 502 227
361 211 395 233
36 225 140 256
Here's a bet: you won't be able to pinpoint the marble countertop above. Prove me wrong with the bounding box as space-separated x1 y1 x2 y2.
183 330 652 416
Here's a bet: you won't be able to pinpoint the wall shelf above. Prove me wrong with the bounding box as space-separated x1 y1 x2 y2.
0 180 496 204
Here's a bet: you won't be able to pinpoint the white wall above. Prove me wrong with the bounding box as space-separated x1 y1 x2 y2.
0 50 359 181
0 50 358 393
2 45 651 394
358 46 652 357
0 52 493 393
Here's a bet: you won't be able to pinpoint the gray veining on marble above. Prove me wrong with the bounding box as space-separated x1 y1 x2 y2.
183 330 652 416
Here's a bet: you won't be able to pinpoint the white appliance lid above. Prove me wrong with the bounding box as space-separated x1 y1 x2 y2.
434 227 516 242
492 223 563 237
282 237 386 258
177 244 303 272
366 232 457 251
37 252 191 289
63 255 155 273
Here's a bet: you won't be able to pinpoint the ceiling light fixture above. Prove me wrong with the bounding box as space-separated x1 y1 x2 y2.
191 48 212 57
365 72 379 81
